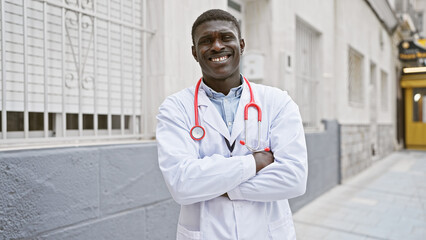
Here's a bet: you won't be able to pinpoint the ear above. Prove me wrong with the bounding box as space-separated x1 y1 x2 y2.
192 46 198 62
240 38 245 54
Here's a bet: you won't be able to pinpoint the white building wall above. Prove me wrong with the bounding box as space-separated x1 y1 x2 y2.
415 0 426 37
294 0 336 127
334 1 397 179
145 0 227 135
158 0 397 147
162 0 227 97
243 0 335 131
335 0 396 125
239 0 397 179
1 0 398 145
0 0 398 169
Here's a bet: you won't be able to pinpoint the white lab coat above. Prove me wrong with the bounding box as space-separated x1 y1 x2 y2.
156 79 308 240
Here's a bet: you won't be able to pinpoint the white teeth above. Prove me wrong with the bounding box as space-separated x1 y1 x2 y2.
211 56 228 62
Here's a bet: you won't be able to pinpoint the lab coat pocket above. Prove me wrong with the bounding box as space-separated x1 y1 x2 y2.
177 224 202 240
268 216 295 240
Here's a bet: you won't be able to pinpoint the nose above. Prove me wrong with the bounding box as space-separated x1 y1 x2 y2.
211 38 224 51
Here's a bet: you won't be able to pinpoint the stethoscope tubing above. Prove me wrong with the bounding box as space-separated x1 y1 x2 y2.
193 79 203 127
191 76 269 152
190 79 205 141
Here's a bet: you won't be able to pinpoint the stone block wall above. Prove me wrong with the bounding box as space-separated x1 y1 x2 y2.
378 124 395 158
340 125 372 181
340 124 396 182
0 143 180 240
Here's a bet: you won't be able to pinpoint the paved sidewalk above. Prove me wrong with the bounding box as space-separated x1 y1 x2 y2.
293 150 426 240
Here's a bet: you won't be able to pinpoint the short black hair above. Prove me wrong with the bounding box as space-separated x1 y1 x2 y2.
191 9 241 44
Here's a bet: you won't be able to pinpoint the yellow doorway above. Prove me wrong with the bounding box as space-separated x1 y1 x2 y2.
401 70 426 150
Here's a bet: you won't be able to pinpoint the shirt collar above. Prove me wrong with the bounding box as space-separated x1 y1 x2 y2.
200 75 243 99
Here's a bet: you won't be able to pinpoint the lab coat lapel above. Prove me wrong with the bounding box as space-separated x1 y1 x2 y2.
198 90 231 140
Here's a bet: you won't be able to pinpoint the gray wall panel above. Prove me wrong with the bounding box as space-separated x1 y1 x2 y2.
99 143 170 215
0 121 340 239
145 199 180 240
40 208 146 240
0 143 175 239
0 147 100 239
289 120 340 212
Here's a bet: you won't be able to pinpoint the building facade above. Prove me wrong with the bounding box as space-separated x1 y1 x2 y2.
0 0 404 239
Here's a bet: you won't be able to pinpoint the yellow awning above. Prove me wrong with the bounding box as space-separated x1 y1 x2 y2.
401 73 426 88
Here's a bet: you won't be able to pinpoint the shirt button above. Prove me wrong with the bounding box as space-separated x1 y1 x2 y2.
228 121 232 126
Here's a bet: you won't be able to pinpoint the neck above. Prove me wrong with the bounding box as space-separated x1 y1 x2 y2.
202 72 241 95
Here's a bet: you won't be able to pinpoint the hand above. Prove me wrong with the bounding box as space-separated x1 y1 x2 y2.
219 152 273 199
253 151 274 173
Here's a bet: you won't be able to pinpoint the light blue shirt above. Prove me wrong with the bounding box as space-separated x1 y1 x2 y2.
200 78 243 134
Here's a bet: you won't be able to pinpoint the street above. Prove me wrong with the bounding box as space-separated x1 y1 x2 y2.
293 150 426 240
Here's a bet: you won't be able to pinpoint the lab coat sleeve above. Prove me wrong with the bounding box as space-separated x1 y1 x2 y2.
156 96 256 205
227 99 308 202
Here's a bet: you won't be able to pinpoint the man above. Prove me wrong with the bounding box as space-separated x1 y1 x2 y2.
157 9 307 240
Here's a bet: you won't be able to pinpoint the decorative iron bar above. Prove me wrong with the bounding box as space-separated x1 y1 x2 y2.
0 0 155 147
1 0 6 139
296 19 320 130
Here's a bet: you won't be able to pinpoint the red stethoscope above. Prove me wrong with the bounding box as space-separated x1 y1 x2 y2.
190 76 270 152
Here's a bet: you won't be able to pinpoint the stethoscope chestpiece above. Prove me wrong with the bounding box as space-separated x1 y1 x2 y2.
190 125 205 140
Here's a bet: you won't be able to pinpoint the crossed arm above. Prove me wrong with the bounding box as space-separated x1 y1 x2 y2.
221 151 274 198
157 95 307 205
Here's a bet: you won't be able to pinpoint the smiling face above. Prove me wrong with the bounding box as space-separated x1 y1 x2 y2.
192 20 245 84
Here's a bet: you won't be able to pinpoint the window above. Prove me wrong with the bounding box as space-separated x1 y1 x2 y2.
413 88 426 122
296 18 321 129
227 0 243 34
228 0 242 12
417 12 423 34
380 70 388 111
370 63 377 121
0 0 150 146
348 47 364 105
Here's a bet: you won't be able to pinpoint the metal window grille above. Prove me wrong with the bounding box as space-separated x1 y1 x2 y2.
0 0 153 147
348 47 364 105
295 19 320 129
380 70 388 111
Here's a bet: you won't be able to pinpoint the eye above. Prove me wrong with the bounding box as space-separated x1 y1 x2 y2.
199 38 212 44
222 35 233 41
